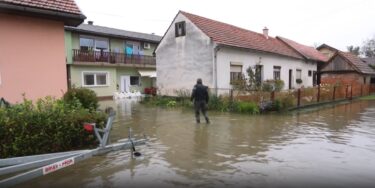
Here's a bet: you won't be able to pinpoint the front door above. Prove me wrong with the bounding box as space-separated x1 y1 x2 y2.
120 76 130 92
289 69 293 89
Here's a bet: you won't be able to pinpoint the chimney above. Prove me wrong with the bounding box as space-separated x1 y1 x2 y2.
88 21 94 25
263 27 269 39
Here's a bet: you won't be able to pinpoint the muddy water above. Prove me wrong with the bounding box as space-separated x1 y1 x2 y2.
17 100 375 188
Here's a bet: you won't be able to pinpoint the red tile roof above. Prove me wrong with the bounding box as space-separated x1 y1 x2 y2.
180 11 303 60
277 36 328 62
339 51 375 75
1 0 83 15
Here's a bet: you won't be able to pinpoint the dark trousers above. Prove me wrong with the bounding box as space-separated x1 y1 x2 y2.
194 100 209 123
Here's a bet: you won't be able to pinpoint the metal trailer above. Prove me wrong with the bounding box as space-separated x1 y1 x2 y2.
0 110 146 188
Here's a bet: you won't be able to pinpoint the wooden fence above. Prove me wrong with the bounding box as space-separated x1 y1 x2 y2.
214 84 373 108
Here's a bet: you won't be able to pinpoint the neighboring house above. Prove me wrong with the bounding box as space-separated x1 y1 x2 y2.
361 57 375 84
65 22 162 98
156 11 326 96
0 0 85 103
362 57 375 68
320 51 375 85
316 44 338 59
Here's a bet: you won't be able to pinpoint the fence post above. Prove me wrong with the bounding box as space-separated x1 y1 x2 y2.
317 85 320 103
350 85 353 100
332 86 336 101
297 88 301 107
271 91 275 102
230 89 233 103
345 85 349 99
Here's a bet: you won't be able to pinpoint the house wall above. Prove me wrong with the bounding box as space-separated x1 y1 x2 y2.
321 55 354 72
321 72 371 86
70 66 117 97
319 47 336 59
116 68 153 93
65 31 73 64
110 38 124 53
68 31 157 56
156 13 214 96
216 47 317 91
0 13 67 103
143 43 157 56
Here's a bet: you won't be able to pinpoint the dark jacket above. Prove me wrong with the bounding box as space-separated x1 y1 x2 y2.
191 84 209 103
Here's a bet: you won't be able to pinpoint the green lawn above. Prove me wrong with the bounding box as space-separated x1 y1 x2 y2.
359 95 375 100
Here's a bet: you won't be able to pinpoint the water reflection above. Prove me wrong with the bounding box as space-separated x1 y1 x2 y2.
16 100 375 188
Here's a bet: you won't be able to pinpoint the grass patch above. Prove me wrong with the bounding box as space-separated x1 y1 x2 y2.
359 95 375 100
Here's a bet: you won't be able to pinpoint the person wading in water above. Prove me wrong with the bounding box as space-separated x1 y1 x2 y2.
191 78 210 124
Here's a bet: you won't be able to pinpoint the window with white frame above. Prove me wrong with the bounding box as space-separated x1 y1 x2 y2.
83 72 108 87
273 66 281 80
130 76 140 86
230 64 242 84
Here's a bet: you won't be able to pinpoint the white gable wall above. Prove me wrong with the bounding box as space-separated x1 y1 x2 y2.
216 46 317 92
156 13 214 96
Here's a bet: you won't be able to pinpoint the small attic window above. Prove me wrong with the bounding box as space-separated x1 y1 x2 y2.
175 21 186 37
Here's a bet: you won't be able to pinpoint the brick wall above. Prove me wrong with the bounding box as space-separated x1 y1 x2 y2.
321 72 367 85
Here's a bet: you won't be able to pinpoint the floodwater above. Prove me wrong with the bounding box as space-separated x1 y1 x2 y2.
16 99 375 188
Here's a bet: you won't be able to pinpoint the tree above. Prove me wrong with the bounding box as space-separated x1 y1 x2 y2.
347 45 360 56
361 36 375 57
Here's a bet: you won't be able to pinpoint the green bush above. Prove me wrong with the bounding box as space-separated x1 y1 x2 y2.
232 101 259 114
166 100 177 107
208 95 231 112
63 87 98 110
262 79 284 92
274 93 295 111
0 97 106 158
296 78 303 84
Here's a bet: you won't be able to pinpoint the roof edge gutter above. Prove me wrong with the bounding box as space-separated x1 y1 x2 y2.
0 2 86 26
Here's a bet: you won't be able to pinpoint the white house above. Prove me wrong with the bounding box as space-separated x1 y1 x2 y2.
155 11 327 96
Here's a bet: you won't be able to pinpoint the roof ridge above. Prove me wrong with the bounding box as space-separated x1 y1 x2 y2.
79 23 162 37
179 10 276 40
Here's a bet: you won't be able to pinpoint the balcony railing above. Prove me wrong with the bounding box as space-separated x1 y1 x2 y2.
73 49 156 65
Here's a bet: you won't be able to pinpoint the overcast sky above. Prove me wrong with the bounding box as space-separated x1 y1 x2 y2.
75 0 375 51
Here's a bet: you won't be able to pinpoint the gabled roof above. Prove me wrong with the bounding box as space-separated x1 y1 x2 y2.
316 43 338 52
65 24 162 43
335 51 375 75
180 11 303 60
277 36 328 62
0 0 85 26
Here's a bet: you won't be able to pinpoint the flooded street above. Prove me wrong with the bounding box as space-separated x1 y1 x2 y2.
17 99 375 188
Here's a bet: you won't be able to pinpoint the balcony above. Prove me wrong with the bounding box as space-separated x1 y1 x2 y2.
72 49 156 67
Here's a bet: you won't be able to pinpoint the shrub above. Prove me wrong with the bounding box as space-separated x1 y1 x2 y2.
0 97 107 158
208 95 231 112
232 101 259 114
63 87 98 111
262 79 285 92
296 78 303 84
166 100 177 107
278 92 295 110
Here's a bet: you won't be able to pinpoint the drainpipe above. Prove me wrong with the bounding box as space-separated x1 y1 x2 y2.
213 44 221 96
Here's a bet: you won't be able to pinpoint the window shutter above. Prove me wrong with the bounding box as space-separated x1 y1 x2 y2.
182 22 186 36
175 23 179 37
230 65 242 72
